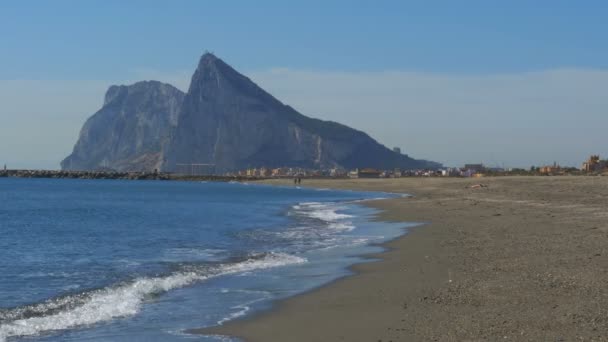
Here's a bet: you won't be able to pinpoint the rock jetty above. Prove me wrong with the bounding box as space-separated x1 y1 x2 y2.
0 170 260 182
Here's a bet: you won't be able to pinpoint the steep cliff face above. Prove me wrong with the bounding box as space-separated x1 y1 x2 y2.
61 81 184 171
161 53 439 172
63 53 439 173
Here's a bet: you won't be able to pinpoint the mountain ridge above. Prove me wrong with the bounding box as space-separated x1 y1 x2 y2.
61 81 184 171
62 53 440 173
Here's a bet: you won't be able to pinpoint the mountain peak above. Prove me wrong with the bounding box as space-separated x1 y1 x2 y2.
195 52 239 77
188 52 276 104
197 52 225 71
103 81 181 106
200 51 218 62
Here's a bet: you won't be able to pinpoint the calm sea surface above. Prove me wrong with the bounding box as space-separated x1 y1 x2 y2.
0 178 411 342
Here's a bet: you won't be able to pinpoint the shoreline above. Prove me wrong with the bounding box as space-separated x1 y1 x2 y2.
195 176 608 341
194 180 437 341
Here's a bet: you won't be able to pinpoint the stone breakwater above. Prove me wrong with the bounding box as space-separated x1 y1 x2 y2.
0 170 261 182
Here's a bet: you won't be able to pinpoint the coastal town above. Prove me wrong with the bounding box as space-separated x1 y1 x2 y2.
3 154 606 181
223 154 608 179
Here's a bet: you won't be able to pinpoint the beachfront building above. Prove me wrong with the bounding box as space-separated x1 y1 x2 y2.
257 167 269 177
245 168 260 177
330 168 347 177
581 155 607 173
439 168 461 177
271 167 290 177
582 155 599 172
350 168 382 178
539 162 562 175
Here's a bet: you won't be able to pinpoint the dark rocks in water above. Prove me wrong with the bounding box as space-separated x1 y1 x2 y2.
2 169 170 180
62 53 440 173
0 169 258 182
61 81 184 172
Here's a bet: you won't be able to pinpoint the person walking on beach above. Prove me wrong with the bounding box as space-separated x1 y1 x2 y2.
294 177 298 185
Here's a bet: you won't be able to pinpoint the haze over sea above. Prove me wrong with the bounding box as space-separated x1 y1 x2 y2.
0 179 410 341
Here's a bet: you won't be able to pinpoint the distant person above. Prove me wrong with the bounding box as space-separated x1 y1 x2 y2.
298 177 302 184
294 178 297 185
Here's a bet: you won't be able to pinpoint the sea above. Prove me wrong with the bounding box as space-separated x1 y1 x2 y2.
0 178 413 342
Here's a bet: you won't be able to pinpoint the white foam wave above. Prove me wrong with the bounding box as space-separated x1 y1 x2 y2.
0 253 305 342
328 222 355 232
217 305 250 325
298 201 324 207
307 210 352 221
216 292 270 325
293 202 353 222
240 201 359 253
315 237 377 251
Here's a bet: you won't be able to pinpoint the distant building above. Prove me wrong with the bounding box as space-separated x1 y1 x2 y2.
581 155 607 173
539 162 561 175
259 167 271 177
464 164 485 173
352 168 382 179
393 147 401 154
330 168 347 177
440 168 458 177
461 169 475 177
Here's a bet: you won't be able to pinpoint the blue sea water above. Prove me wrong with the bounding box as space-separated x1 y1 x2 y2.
0 178 412 342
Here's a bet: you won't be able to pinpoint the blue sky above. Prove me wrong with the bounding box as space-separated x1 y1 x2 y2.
2 1 607 76
1 1 607 169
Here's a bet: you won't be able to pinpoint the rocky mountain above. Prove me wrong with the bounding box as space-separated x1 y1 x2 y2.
62 53 439 173
161 53 439 172
61 81 184 171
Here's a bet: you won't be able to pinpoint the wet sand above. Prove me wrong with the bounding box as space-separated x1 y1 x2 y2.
197 176 608 341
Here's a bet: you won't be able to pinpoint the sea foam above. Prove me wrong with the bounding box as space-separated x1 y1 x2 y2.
294 202 354 221
0 253 305 342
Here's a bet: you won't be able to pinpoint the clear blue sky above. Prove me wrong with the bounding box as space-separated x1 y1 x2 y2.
1 1 607 169
2 0 607 77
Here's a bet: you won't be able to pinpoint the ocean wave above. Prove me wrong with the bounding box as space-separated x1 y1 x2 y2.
292 202 353 222
327 222 355 232
0 253 305 342
235 201 361 254
216 293 271 325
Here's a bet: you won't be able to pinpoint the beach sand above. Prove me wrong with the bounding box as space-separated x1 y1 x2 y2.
197 176 608 341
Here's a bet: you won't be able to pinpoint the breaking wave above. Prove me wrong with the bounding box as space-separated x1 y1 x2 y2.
236 201 376 253
0 253 305 342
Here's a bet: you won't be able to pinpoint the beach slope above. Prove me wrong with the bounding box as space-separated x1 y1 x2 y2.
198 176 608 341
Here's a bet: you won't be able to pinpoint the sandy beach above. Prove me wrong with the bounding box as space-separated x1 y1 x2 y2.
198 176 608 341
